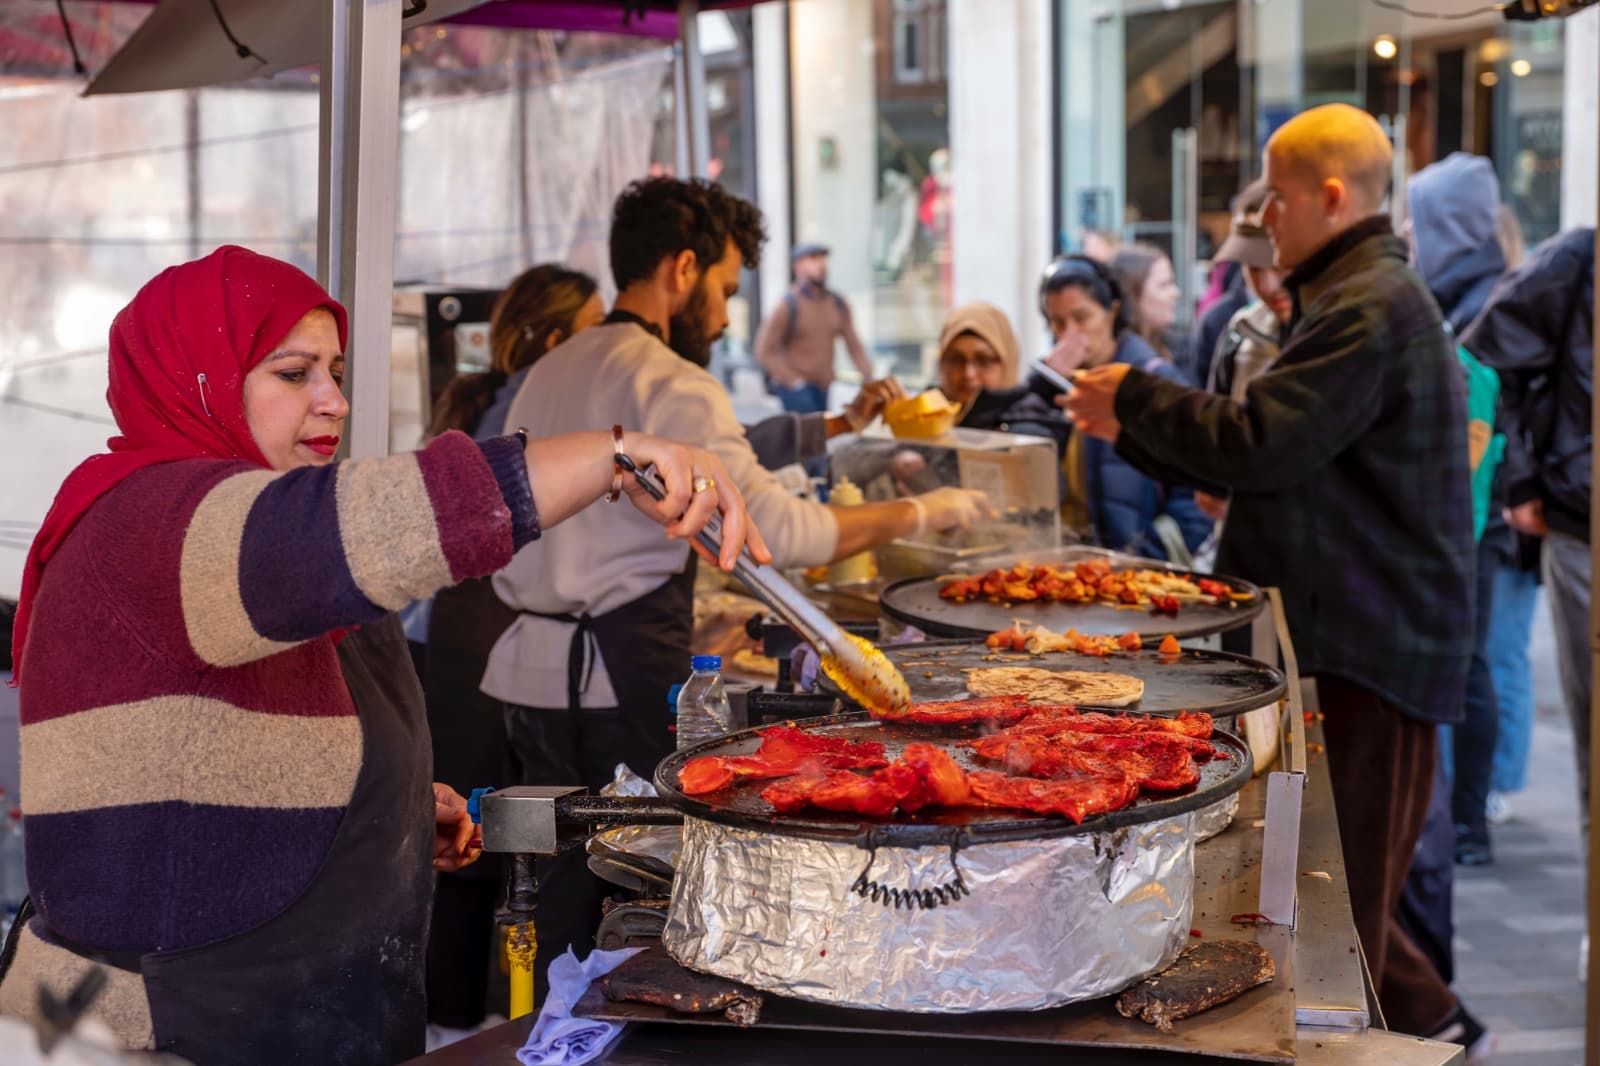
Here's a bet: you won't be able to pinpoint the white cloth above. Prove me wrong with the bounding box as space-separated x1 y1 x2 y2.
484 323 839 709
516 946 645 1066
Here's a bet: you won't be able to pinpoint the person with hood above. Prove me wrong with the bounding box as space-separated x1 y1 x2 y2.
1407 153 1512 867
1463 226 1597 874
1388 154 1512 1015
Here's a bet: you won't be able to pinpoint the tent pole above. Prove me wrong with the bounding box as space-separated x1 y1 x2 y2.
318 0 403 459
1587 37 1600 1066
678 0 711 178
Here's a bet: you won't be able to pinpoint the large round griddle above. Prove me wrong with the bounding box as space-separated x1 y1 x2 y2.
827 639 1286 718
879 571 1266 640
654 712 1253 848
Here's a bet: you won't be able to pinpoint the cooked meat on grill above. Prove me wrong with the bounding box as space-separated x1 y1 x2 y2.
969 734 1201 793
760 769 906 817
898 742 972 809
678 726 889 795
601 945 765 1026
965 769 1141 824
1000 707 1217 759
1115 939 1276 1033
1007 706 1214 741
880 694 1035 726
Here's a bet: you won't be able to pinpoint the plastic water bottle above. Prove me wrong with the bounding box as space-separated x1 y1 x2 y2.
0 809 26 916
676 656 733 750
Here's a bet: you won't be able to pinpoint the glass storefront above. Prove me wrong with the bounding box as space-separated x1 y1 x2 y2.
1054 0 1569 308
787 0 952 386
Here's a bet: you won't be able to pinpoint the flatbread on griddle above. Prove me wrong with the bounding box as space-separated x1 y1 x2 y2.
965 666 1144 707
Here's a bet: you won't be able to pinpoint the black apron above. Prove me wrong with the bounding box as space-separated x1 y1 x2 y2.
139 615 435 1066
505 561 696 1003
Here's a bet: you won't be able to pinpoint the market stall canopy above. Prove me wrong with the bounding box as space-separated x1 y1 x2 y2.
79 0 767 95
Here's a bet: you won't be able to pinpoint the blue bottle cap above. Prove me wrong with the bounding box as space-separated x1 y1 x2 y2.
668 683 684 711
691 655 722 672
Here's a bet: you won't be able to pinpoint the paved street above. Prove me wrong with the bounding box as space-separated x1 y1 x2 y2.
1455 595 1586 1064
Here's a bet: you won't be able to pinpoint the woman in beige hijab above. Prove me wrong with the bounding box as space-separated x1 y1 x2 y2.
936 301 1065 448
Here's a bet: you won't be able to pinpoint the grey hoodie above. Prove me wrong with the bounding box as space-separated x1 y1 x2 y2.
1406 152 1506 334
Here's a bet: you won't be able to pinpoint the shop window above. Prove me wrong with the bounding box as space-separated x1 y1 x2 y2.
893 0 926 85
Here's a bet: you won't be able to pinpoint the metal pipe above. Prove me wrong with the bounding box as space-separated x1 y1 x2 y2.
1587 78 1600 1063
316 0 403 459
504 852 539 1020
677 0 711 178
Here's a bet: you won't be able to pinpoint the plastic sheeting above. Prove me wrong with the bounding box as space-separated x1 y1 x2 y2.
0 4 673 599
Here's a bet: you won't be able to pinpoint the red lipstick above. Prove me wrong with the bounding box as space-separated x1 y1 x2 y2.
302 435 340 456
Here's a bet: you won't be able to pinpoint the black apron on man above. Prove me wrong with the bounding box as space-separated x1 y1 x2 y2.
503 560 696 1002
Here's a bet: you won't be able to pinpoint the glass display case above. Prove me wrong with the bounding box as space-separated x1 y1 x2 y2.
830 425 1062 580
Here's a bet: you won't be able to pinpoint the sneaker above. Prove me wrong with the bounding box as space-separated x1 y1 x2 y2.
1486 792 1513 825
1453 824 1493 866
1428 1006 1495 1064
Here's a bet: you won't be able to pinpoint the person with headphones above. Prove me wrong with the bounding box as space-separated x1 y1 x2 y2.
1034 255 1213 563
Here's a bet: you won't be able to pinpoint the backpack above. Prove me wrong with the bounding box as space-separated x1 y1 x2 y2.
781 288 848 347
1457 344 1505 541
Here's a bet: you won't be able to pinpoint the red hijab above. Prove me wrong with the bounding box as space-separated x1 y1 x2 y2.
11 246 349 681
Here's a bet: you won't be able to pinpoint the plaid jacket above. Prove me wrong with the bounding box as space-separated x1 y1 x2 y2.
1113 216 1474 724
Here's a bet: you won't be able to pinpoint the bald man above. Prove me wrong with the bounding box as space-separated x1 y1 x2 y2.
1064 105 1482 1051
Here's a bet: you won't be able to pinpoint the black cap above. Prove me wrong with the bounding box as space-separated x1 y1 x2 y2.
791 242 830 262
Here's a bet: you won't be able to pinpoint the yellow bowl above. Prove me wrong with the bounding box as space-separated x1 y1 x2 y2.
886 408 960 439
885 390 960 439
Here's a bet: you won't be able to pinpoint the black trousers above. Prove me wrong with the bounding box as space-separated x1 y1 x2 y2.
503 703 673 1004
1452 530 1501 847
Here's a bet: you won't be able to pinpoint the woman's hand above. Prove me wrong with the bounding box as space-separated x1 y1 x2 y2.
621 435 772 572
432 783 481 873
844 378 908 431
1043 331 1091 378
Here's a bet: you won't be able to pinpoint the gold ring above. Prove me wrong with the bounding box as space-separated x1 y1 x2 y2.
692 476 715 494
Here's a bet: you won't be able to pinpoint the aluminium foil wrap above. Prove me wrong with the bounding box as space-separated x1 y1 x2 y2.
663 813 1195 1013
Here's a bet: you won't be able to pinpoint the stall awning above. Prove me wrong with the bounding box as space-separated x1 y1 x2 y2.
78 0 767 95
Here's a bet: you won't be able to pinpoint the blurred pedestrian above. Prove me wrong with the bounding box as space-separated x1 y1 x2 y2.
754 242 872 414
1064 103 1488 1056
1191 183 1293 527
1407 152 1512 867
1191 182 1271 384
1462 227 1597 855
1109 244 1193 381
1034 255 1211 561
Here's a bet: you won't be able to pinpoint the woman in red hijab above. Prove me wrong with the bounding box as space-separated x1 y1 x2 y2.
0 247 764 1065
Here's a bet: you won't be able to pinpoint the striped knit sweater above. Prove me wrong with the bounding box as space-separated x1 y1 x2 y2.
15 431 536 964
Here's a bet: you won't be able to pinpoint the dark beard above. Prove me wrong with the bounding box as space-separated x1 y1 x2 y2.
668 282 716 367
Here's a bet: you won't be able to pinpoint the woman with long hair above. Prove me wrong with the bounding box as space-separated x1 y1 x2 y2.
1036 255 1211 561
428 264 603 441
1109 243 1191 379
419 263 604 1030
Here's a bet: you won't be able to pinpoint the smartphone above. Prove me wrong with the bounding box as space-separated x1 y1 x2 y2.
1033 361 1075 395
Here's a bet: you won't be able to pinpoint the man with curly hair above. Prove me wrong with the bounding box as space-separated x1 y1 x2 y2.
484 178 991 986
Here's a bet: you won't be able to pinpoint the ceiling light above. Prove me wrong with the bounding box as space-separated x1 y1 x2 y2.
1373 35 1398 60
1510 58 1533 76
1479 70 1500 87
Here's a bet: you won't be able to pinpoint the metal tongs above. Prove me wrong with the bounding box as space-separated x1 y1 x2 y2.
616 454 910 716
